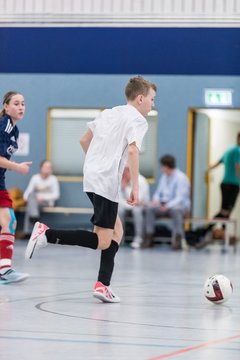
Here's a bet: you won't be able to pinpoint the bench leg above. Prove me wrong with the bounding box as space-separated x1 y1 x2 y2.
223 223 230 253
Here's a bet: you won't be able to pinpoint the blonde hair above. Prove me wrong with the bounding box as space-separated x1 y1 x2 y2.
0 91 22 117
125 76 157 101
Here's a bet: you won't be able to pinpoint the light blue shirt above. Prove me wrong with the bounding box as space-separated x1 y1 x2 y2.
153 168 191 211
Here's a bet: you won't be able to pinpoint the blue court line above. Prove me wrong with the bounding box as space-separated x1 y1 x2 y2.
0 335 180 348
0 335 239 352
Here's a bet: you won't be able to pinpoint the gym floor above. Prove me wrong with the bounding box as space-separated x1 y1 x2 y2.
0 241 240 360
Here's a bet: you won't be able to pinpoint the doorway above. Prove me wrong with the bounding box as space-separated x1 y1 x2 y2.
187 108 240 235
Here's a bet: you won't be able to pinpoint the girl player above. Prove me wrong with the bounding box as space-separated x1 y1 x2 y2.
0 91 32 284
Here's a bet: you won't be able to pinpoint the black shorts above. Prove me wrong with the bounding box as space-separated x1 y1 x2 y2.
221 183 239 211
86 192 118 229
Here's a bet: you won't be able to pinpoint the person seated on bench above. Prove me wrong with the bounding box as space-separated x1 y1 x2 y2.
118 165 150 248
143 154 191 250
23 160 60 236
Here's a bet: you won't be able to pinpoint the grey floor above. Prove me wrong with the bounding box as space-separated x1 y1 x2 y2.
1 240 240 360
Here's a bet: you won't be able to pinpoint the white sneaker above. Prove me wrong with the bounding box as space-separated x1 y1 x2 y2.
93 281 120 303
130 241 141 249
25 222 49 259
130 236 142 249
0 269 29 284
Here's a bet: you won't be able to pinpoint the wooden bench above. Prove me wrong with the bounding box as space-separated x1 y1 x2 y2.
40 207 93 215
16 207 238 251
124 214 238 252
15 206 94 233
16 206 93 215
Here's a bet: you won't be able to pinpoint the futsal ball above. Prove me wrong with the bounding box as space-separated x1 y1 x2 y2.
204 274 233 304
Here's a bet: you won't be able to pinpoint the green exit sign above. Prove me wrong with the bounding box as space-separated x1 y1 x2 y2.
204 89 233 106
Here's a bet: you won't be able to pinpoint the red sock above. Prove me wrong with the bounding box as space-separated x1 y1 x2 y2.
0 233 14 274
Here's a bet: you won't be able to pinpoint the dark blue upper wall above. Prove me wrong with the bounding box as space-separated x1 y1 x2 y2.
1 27 240 75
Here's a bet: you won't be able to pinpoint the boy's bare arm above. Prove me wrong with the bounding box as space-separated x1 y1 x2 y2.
80 129 93 154
127 142 139 206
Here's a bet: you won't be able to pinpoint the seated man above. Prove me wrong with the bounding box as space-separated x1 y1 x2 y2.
118 166 150 248
23 160 60 235
144 154 191 250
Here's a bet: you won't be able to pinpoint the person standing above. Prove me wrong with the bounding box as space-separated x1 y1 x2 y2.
25 76 157 302
0 91 32 284
23 160 60 235
144 155 191 250
206 132 240 221
195 133 240 250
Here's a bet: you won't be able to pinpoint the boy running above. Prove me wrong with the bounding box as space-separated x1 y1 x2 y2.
25 76 157 302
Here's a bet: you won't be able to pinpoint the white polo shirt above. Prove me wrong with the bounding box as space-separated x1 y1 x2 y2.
83 104 148 202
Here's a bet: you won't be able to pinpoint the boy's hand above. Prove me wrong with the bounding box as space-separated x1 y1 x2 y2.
127 189 139 206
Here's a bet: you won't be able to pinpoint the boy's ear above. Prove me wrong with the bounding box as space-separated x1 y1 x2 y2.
137 94 143 104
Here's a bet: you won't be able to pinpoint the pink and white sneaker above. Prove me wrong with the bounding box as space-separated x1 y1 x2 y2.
93 281 120 303
25 222 49 260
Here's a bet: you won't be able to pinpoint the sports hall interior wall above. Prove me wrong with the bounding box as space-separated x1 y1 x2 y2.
1 27 240 222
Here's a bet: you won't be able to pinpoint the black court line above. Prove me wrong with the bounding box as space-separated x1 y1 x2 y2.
35 299 240 332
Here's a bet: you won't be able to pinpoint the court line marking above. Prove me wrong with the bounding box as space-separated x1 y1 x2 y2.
1 334 240 352
0 328 215 343
147 334 240 360
0 335 180 348
35 300 240 332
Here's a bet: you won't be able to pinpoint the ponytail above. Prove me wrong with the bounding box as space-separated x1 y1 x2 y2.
0 91 22 118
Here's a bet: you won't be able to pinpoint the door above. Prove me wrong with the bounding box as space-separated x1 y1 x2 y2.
187 108 240 236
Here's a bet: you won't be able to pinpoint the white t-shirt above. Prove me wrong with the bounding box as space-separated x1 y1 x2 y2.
23 174 60 206
83 104 148 202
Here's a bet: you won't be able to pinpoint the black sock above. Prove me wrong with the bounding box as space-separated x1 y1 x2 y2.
30 217 39 224
97 240 119 286
45 229 98 250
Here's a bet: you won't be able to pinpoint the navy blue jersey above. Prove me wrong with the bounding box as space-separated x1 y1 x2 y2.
0 115 19 190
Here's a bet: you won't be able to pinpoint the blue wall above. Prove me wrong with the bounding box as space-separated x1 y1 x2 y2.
1 27 240 210
1 73 240 208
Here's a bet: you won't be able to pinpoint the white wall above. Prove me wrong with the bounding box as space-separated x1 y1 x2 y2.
0 0 240 26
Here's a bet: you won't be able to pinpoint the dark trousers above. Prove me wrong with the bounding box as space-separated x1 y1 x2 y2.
211 183 239 230
219 183 239 213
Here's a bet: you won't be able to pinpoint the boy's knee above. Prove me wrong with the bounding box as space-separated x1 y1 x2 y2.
96 233 112 249
118 226 124 240
99 238 112 250
113 222 124 244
